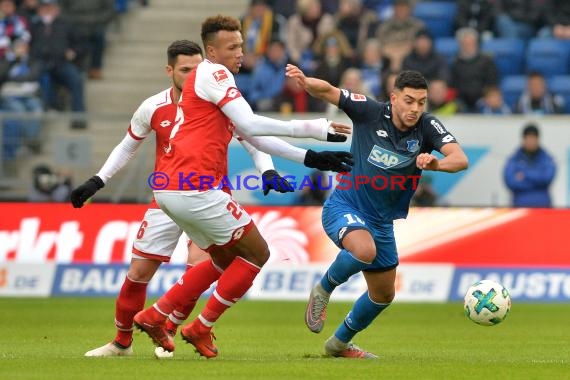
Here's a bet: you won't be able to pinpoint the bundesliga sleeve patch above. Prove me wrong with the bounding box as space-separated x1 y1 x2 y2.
213 69 229 83
350 93 367 101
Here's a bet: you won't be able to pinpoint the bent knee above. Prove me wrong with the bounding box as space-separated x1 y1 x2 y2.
370 290 395 304
352 246 376 264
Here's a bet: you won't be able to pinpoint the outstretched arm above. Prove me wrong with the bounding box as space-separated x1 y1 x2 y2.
222 97 349 142
239 133 353 173
70 133 143 208
285 64 341 106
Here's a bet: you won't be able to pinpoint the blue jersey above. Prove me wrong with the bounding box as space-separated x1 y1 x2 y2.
331 90 457 223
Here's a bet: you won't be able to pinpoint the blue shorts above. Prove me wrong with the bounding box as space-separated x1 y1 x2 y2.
321 198 398 271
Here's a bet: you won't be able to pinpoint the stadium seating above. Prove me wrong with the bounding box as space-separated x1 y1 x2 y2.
413 2 457 38
434 37 458 66
500 75 527 110
548 75 570 113
482 38 526 78
526 38 570 78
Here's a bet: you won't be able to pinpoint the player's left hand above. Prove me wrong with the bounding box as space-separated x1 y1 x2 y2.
416 153 439 171
327 121 351 142
262 170 294 196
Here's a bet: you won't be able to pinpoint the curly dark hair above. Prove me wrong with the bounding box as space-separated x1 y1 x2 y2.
167 40 203 66
201 15 241 47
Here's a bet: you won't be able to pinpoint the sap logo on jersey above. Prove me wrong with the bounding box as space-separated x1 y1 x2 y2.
213 69 228 83
367 145 409 169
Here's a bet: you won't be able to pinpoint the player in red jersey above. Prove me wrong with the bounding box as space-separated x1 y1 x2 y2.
72 40 294 358
133 15 354 357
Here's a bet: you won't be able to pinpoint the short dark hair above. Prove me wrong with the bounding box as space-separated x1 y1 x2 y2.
167 40 203 66
523 123 539 137
201 15 241 48
394 70 428 91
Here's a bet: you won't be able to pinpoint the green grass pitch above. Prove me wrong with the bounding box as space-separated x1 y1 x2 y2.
0 298 568 380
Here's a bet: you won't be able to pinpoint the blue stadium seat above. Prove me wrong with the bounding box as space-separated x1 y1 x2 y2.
482 38 526 79
434 37 458 66
413 2 458 38
500 75 527 110
548 75 570 113
526 38 570 78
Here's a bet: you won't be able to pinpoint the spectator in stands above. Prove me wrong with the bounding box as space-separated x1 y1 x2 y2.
28 163 72 202
503 123 556 207
454 0 497 41
450 27 498 112
374 0 424 71
59 0 116 80
295 169 330 205
539 0 570 39
30 0 87 128
286 0 335 72
249 40 288 111
476 85 512 115
335 0 378 53
18 0 40 25
237 0 285 100
0 0 31 60
516 71 565 115
402 28 449 82
312 32 354 89
427 78 465 115
359 38 390 99
495 0 544 40
0 39 43 153
378 69 397 102
273 75 310 112
326 67 372 118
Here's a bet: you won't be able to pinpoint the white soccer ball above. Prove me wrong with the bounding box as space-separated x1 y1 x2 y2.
464 279 511 326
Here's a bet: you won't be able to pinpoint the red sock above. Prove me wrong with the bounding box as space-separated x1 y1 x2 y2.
198 257 260 328
114 276 148 347
164 264 197 332
155 259 221 317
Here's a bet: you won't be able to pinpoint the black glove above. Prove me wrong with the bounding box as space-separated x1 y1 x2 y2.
327 132 348 142
70 175 105 208
304 149 354 173
262 169 294 196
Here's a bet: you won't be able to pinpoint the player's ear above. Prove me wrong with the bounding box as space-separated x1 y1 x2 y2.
165 65 173 77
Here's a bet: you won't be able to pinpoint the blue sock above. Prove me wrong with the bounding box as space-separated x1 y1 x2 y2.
335 291 390 343
320 249 370 293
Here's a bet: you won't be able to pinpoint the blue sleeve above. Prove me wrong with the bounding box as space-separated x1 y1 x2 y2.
337 89 381 123
421 115 457 153
503 156 535 191
524 153 556 187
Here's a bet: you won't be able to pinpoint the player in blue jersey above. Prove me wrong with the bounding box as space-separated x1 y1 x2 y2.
286 64 469 359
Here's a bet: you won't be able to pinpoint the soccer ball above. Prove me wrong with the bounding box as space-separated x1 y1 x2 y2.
464 280 511 326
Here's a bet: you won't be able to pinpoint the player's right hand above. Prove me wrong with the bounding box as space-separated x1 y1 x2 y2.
327 121 351 142
303 149 354 173
70 175 105 208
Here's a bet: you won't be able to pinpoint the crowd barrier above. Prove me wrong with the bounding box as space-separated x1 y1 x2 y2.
1 203 569 301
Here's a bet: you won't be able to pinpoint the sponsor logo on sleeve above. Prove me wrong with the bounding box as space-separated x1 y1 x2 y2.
442 134 455 143
350 93 367 101
430 119 446 134
341 89 349 98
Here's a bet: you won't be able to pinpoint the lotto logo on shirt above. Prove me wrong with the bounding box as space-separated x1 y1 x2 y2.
213 69 228 83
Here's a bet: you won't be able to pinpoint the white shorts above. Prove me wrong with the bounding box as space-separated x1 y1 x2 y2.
154 190 253 251
132 207 184 262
